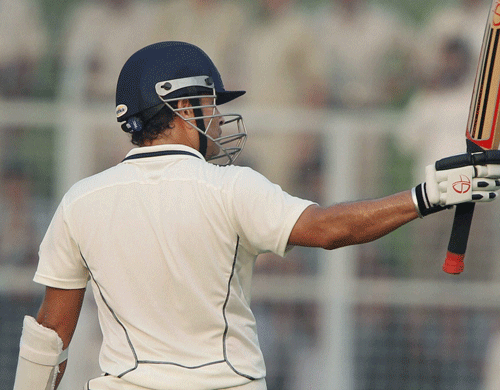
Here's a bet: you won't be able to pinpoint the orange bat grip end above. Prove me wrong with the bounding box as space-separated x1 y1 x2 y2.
442 252 465 275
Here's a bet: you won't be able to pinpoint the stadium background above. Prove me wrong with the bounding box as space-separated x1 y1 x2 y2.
2 0 500 389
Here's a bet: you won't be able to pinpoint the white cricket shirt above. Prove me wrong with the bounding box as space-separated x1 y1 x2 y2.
34 144 314 390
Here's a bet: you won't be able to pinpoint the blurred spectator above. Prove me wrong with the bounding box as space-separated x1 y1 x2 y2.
400 36 474 175
57 0 153 175
290 132 324 204
483 321 500 390
0 162 38 266
149 0 250 91
0 0 48 97
242 0 327 107
355 306 489 389
253 300 318 390
59 0 155 102
239 0 327 199
417 0 490 88
311 0 417 108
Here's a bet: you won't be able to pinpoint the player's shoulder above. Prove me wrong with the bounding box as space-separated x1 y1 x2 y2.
204 163 265 183
204 164 277 195
62 164 130 205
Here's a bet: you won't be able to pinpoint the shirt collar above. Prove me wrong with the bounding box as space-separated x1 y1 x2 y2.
123 144 205 162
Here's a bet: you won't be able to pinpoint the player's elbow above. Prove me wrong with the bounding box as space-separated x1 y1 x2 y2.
317 216 380 250
290 205 360 250
321 229 358 250
300 220 356 250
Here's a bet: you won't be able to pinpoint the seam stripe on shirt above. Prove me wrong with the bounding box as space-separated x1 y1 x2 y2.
136 360 226 369
80 253 139 377
222 236 256 381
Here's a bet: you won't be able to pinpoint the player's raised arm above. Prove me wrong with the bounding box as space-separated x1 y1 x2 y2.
289 152 500 250
289 191 417 249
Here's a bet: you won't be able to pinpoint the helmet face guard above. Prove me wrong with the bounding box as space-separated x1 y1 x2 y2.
156 76 247 166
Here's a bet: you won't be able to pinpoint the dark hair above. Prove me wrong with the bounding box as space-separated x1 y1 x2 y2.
130 89 211 146
130 103 178 146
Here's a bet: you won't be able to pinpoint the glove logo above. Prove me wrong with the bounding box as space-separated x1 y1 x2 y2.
452 175 471 194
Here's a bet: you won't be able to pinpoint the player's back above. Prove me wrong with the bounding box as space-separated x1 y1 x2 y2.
60 144 265 389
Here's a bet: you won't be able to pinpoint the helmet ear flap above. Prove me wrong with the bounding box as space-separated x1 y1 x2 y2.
121 116 143 133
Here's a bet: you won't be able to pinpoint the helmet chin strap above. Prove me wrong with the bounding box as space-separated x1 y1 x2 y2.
196 115 207 157
191 98 207 157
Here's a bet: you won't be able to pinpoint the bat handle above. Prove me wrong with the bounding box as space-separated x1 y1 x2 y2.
442 202 475 274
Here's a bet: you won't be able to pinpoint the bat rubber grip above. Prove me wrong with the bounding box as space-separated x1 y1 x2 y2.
442 202 475 275
442 252 465 274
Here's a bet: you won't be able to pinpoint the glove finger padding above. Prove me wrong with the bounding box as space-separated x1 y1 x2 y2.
475 164 500 178
471 178 500 191
471 191 498 202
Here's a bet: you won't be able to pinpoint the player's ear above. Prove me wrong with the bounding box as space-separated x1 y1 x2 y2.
177 98 195 118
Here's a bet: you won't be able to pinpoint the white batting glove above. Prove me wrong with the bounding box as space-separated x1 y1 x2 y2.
412 159 500 218
425 164 500 205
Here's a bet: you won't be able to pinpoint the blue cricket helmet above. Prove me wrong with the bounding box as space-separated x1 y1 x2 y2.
115 41 245 123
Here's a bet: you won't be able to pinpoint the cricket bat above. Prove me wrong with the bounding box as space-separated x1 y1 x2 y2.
442 0 500 274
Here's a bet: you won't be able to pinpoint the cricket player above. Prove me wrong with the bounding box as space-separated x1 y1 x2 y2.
13 41 500 390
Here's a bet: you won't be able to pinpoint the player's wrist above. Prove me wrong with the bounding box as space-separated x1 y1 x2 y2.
411 183 448 218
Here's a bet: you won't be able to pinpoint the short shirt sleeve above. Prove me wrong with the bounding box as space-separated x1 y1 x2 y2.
33 197 89 289
227 167 316 257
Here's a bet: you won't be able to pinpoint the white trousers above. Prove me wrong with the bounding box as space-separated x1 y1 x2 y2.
86 375 267 390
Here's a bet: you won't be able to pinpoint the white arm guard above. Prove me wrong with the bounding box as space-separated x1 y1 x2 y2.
13 316 68 390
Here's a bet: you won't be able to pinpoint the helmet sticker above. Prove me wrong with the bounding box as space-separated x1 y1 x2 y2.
116 104 128 118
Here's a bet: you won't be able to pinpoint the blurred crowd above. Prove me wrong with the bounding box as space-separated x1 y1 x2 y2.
2 1 500 389
0 0 489 105
0 0 494 267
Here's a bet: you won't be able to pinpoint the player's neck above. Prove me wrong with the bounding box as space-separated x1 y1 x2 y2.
143 127 200 152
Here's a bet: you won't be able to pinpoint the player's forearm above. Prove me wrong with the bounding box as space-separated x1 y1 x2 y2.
321 190 419 249
289 191 419 249
36 287 86 349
